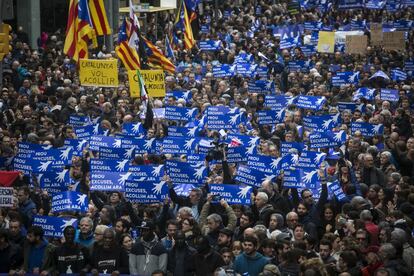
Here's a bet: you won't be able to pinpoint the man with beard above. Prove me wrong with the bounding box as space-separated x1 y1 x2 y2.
22 226 48 274
233 236 269 275
129 220 167 275
167 231 196 275
46 226 90 274
90 228 129 274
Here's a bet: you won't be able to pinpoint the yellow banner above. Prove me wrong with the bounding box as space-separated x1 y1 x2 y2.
79 59 118 87
128 70 166 98
317 31 335 53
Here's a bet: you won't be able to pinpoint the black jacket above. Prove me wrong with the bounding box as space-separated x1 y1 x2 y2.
90 244 129 274
53 243 90 274
167 245 197 275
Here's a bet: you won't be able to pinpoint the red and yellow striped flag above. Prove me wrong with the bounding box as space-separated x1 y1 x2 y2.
89 0 111 35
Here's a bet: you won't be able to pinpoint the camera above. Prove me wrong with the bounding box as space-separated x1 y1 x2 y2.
206 138 228 162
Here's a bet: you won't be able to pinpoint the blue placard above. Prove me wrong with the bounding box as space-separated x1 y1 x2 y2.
51 191 88 213
288 60 310 72
295 95 326 110
248 80 275 93
257 109 285 125
165 106 198 122
227 145 257 163
212 64 236 78
199 40 222 51
122 122 146 137
283 168 321 189
129 165 164 180
296 151 326 169
35 169 71 194
32 216 78 238
90 159 130 172
165 160 207 185
69 115 90 127
247 154 280 174
205 106 246 130
380 89 400 102
265 95 295 109
235 165 277 187
209 184 252 205
390 69 407 82
303 113 341 131
332 71 360 86
168 126 201 138
280 142 305 156
125 180 168 203
338 0 365 9
353 87 376 101
300 45 317 56
351 122 384 137
309 130 347 148
90 171 131 191
337 102 366 113
161 137 198 154
99 147 135 160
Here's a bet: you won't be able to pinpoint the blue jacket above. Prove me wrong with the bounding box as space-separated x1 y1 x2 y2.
233 252 269 276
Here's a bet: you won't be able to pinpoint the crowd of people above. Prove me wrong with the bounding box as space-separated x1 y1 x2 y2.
0 0 414 275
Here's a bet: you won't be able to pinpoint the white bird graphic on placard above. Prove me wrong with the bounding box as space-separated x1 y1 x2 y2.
77 140 87 151
187 126 198 137
38 161 52 172
60 218 77 230
322 119 333 130
152 181 166 195
237 186 252 199
348 72 359 83
372 124 383 135
186 108 198 118
55 169 68 183
152 165 163 177
302 170 318 184
184 139 196 150
271 158 281 170
193 166 206 179
248 137 260 146
116 160 129 172
313 152 326 164
60 147 72 160
229 113 241 125
132 122 142 133
112 139 122 148
246 144 256 155
124 146 135 159
92 124 100 135
118 172 132 185
144 138 155 150
76 194 87 206
333 131 345 142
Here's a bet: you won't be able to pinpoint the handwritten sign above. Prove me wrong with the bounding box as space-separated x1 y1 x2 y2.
79 59 118 87
128 70 165 98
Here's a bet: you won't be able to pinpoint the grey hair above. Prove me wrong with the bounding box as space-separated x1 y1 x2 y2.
178 207 193 217
256 192 269 203
380 243 396 260
80 216 93 227
207 213 222 224
360 210 373 222
391 228 408 245
381 151 392 159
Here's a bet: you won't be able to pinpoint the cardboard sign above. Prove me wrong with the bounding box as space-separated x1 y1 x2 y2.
345 35 367 54
128 70 166 98
79 59 118 87
370 23 383 46
0 187 13 207
317 31 335 53
383 32 405 51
